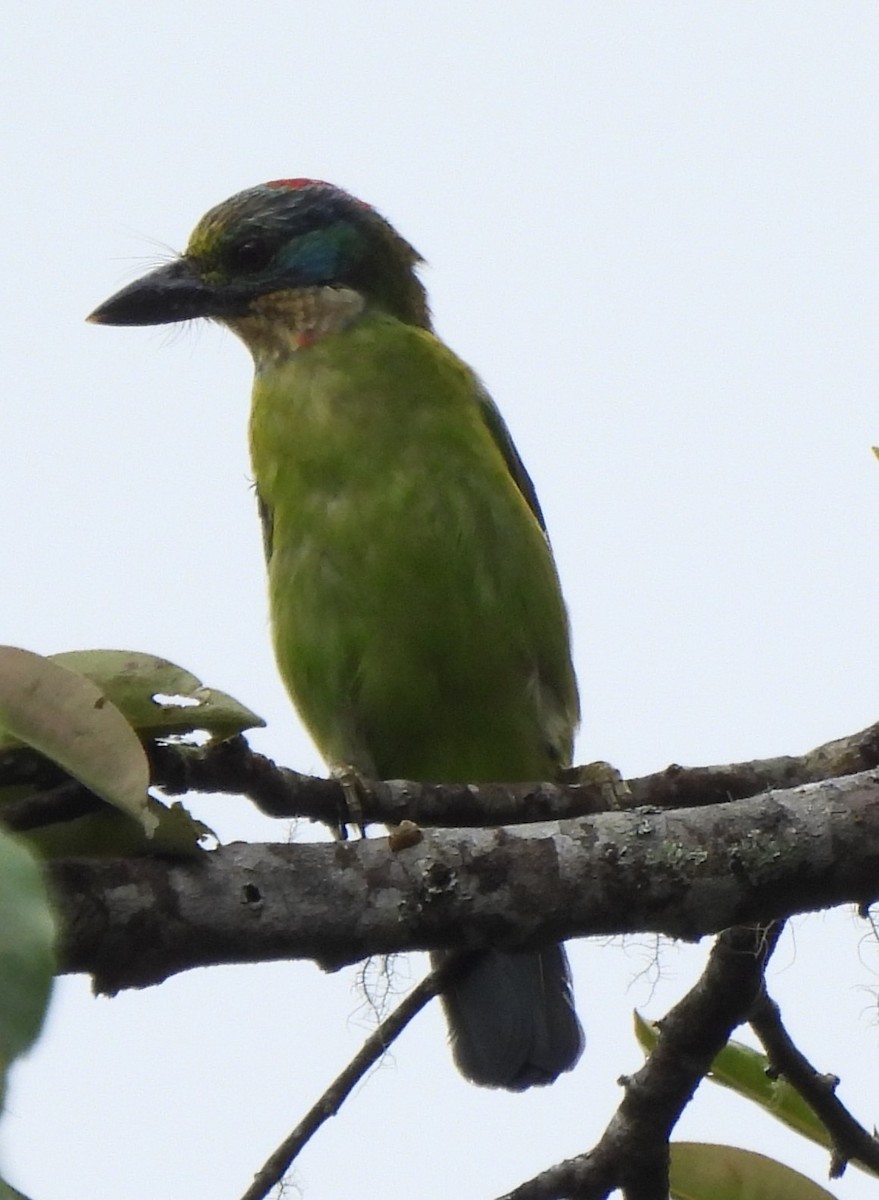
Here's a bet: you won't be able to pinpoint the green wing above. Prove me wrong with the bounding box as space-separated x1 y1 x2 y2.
474 382 547 534
257 491 275 563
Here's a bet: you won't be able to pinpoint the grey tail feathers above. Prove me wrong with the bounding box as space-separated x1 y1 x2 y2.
432 944 583 1090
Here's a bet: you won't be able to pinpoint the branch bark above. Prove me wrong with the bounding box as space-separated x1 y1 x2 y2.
6 717 879 834
47 767 879 994
14 732 879 1198
750 992 879 1179
144 716 879 828
9 724 878 1200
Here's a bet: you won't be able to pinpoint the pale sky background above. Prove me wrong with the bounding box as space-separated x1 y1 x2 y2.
2 3 879 1198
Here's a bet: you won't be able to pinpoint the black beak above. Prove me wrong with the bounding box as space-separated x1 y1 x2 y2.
87 258 241 327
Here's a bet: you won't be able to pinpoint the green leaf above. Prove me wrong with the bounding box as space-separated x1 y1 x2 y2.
49 650 265 742
0 647 154 835
23 795 214 859
669 1142 839 1200
0 826 55 1107
634 1012 832 1150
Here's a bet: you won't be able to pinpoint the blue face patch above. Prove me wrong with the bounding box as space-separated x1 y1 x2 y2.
276 221 363 285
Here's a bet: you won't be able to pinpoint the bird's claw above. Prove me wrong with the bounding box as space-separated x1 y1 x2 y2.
331 765 370 839
563 759 630 809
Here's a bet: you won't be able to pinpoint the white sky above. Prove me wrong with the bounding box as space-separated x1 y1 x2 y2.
2 3 879 1198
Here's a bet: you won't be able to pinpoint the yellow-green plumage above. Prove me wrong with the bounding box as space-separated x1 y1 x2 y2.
88 179 584 1089
250 313 577 785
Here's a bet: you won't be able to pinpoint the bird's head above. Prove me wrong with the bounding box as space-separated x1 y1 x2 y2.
88 179 430 355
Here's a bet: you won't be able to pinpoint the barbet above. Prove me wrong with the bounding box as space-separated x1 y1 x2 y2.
89 179 584 1090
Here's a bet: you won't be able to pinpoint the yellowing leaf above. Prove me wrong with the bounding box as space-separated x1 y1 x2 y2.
0 647 154 835
49 650 264 742
670 1142 838 1200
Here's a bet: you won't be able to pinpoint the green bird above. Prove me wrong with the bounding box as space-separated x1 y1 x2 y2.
88 179 584 1090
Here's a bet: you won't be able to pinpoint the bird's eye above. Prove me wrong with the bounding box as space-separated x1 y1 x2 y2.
225 237 274 275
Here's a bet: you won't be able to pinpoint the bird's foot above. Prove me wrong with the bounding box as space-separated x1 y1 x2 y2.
331 765 370 839
562 760 631 809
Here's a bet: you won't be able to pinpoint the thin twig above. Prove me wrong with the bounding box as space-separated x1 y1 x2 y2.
6 716 879 835
1 778 99 830
237 953 475 1200
750 991 879 1179
144 716 879 829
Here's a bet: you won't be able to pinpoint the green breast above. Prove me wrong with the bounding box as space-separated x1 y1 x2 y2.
249 312 578 783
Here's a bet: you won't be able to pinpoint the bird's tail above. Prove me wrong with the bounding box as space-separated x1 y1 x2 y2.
432 944 583 1090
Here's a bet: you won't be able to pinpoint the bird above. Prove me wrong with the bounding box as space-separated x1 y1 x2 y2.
88 179 584 1090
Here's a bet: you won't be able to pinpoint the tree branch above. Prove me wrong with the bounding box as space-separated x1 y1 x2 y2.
16 729 879 1198
750 991 879 1179
5 717 879 833
47 769 879 993
145 717 879 828
494 924 783 1200
239 952 476 1200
